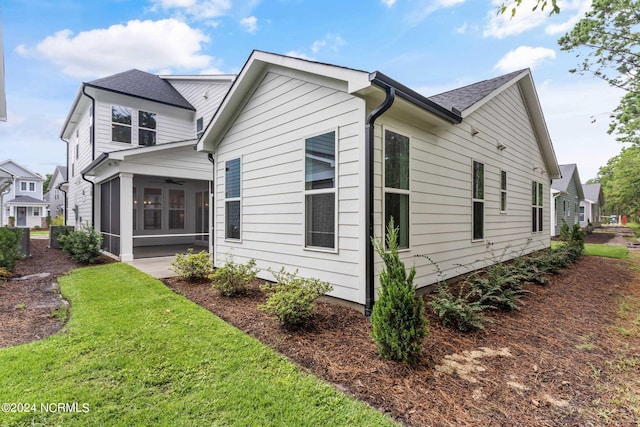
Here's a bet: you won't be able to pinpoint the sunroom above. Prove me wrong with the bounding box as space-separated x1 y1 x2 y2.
82 141 212 260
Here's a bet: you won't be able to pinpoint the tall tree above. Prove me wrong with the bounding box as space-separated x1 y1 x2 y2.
502 0 640 144
593 146 640 219
42 173 52 194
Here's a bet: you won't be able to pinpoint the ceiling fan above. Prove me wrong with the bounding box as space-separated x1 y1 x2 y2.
163 178 186 185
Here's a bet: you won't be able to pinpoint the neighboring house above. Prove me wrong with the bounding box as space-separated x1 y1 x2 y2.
196 51 561 312
46 165 68 222
550 164 584 236
0 159 48 228
0 166 14 225
60 69 235 259
580 183 604 228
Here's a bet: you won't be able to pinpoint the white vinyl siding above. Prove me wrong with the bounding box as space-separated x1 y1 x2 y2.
214 70 365 304
374 83 551 290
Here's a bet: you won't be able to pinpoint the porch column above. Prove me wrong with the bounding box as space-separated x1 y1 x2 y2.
119 173 134 261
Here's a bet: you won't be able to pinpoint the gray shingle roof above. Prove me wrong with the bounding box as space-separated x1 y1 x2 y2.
582 183 602 203
7 195 46 204
551 164 578 192
86 69 195 111
56 165 68 180
428 69 526 113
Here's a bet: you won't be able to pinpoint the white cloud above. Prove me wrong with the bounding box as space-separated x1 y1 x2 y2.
310 34 345 54
381 0 397 6
240 16 258 33
494 46 556 72
484 0 591 38
18 19 214 79
406 0 465 27
150 0 231 19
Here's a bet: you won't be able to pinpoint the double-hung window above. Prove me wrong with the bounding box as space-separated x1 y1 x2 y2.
225 158 241 240
168 189 185 229
305 131 336 250
196 117 204 140
472 161 485 240
139 111 157 146
143 188 162 230
112 105 132 143
384 129 410 249
500 170 507 213
532 181 544 232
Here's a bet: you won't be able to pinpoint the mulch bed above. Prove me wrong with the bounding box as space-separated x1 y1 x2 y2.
0 239 113 348
2 234 639 426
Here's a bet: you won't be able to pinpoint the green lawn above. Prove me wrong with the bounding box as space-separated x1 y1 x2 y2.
584 243 629 259
550 241 629 260
0 263 397 427
29 229 49 237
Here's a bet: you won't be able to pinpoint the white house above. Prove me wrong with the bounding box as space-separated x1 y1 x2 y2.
580 183 604 227
46 165 67 222
0 159 48 228
197 51 561 313
60 69 234 259
550 164 584 236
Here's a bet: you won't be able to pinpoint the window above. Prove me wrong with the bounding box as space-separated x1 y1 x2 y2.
384 129 410 249
29 182 35 192
532 181 544 232
33 208 39 216
225 158 241 240
196 117 204 139
143 188 162 230
20 181 35 192
168 189 185 229
112 105 132 143
305 130 336 249
20 182 26 191
472 161 485 240
500 170 507 213
139 111 157 146
579 205 585 222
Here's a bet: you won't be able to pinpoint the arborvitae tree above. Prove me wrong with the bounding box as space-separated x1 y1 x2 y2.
370 218 428 367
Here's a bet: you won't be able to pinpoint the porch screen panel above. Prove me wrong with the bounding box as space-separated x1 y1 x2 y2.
100 177 121 256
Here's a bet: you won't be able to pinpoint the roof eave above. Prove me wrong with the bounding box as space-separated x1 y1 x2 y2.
83 82 196 111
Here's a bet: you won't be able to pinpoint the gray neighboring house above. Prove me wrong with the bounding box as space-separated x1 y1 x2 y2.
0 166 14 225
0 159 48 227
580 183 604 228
45 165 67 222
550 164 584 236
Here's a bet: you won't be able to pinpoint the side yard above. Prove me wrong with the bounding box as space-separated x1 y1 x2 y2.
1 232 639 426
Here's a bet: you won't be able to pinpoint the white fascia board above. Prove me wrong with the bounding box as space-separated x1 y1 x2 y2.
197 50 371 153
108 140 196 161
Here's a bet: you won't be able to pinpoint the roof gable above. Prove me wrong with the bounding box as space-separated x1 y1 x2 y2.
86 69 195 111
0 159 42 180
551 164 585 199
582 183 603 204
428 69 526 115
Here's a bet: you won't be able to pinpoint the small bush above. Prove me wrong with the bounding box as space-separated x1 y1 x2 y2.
0 266 12 284
465 264 528 312
171 249 212 282
559 219 571 241
0 227 22 271
59 226 103 264
259 268 332 328
371 219 428 367
210 256 258 296
429 283 489 332
51 215 65 226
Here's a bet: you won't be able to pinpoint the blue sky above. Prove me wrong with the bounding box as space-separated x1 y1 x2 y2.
0 0 625 181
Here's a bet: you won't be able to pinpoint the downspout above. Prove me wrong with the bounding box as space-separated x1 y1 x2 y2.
207 153 214 252
364 86 396 318
81 85 96 227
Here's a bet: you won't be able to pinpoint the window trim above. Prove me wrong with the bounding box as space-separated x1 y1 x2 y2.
111 104 132 144
168 189 185 230
382 127 411 251
143 187 162 230
303 128 338 253
224 157 242 242
532 181 544 233
20 181 36 192
138 110 157 146
472 160 485 242
196 117 204 140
